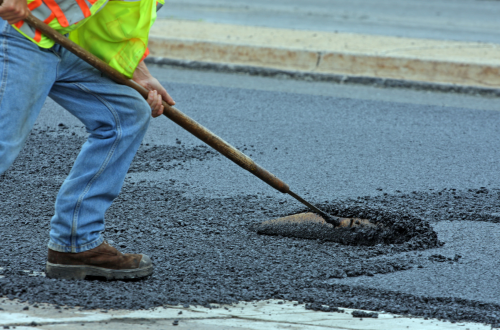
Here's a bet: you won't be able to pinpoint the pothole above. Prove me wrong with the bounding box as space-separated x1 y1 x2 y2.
256 203 442 249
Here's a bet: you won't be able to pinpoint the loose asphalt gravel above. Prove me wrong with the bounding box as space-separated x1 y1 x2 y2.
1 67 500 327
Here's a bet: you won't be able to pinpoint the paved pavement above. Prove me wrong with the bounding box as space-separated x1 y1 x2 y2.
35 65 500 198
159 0 500 43
2 65 497 328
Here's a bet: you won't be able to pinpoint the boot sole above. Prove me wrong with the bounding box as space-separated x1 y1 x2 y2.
45 262 153 280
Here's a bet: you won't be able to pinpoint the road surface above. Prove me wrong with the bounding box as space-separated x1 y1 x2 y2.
1 66 500 325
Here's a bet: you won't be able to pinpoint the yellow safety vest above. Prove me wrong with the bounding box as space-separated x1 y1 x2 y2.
13 0 163 77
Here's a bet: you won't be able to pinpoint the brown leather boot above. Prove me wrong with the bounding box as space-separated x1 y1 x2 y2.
46 241 153 280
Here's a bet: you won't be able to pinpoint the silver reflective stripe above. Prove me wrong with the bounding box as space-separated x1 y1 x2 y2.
54 0 86 25
83 0 92 9
15 1 52 39
31 2 53 21
17 22 36 38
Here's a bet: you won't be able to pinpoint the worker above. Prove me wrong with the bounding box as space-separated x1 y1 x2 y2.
0 0 174 280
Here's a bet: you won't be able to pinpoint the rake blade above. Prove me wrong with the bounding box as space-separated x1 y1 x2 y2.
256 212 384 246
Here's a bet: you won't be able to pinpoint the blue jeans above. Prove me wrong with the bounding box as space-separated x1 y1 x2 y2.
0 20 151 253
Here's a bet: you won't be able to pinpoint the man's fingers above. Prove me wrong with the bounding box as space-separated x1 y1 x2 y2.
159 89 175 106
155 94 164 117
146 91 154 109
147 90 164 118
147 90 157 115
0 2 30 25
3 12 26 24
147 89 174 117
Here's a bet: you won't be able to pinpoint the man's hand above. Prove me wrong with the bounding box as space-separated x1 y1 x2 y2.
0 0 29 24
132 61 175 118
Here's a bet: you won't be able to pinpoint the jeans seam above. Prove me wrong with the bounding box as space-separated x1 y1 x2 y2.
48 48 61 78
0 24 9 109
69 82 123 252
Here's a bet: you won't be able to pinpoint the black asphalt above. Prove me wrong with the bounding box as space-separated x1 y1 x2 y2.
1 67 500 326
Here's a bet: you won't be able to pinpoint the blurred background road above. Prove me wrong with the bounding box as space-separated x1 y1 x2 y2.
160 0 500 43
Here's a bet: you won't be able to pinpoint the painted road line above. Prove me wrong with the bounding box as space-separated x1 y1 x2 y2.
149 19 500 89
0 299 490 330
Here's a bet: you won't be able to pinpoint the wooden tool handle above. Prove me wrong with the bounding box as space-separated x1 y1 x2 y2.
23 13 290 194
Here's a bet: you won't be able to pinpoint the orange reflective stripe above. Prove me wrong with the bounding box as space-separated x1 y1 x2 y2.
87 0 97 5
140 48 150 62
28 0 43 10
42 0 69 27
44 12 55 23
14 20 24 28
75 0 91 18
34 29 42 42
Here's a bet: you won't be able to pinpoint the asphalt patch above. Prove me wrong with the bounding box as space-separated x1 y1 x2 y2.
255 204 441 248
1 129 500 326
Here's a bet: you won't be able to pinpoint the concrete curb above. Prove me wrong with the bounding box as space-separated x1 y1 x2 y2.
148 20 500 94
145 57 500 97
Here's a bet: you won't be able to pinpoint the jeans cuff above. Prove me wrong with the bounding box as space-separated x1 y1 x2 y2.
48 235 104 253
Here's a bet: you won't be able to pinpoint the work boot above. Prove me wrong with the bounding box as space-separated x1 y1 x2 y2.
46 241 153 280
